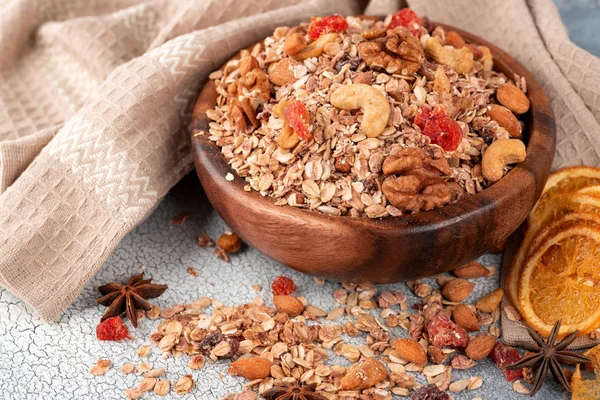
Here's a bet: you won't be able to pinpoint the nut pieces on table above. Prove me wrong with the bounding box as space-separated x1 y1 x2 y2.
206 9 531 218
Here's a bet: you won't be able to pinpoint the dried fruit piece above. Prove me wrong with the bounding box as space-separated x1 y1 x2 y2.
496 83 530 114
465 334 496 360
387 8 422 37
476 288 504 313
284 100 311 140
230 357 272 380
441 278 475 302
271 276 297 295
218 231 242 253
452 304 480 332
96 316 129 341
426 315 469 348
307 15 348 40
490 341 523 381
394 338 427 367
340 358 388 390
411 384 450 400
273 295 304 316
414 106 462 151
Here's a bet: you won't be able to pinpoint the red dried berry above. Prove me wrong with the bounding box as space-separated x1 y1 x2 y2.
96 316 129 341
307 14 349 40
284 100 311 139
387 8 422 37
414 106 462 151
426 315 469 349
271 276 297 296
411 384 450 400
490 342 524 381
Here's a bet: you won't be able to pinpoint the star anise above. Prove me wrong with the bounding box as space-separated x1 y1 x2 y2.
262 383 326 400
96 273 168 328
506 319 590 396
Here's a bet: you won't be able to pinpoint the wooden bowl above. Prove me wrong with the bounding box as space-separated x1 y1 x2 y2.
190 23 556 283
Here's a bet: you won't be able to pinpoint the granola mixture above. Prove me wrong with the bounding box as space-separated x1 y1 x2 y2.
201 9 529 218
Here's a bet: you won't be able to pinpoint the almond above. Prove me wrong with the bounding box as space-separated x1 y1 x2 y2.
496 83 530 114
442 279 475 302
230 357 272 380
268 57 301 86
394 338 427 367
445 31 465 48
476 288 504 313
453 304 480 332
453 261 489 279
273 295 304 316
486 104 522 138
283 32 307 56
465 334 496 360
238 55 259 76
340 358 388 390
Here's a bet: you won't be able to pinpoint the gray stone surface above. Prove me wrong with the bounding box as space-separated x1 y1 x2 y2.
0 173 569 399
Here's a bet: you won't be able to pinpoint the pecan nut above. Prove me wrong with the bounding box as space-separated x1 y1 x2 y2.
358 27 424 75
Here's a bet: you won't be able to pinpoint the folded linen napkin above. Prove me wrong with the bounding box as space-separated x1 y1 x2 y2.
0 0 598 348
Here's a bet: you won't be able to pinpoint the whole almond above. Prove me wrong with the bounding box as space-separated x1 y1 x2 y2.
273 295 304 316
476 288 504 313
453 261 489 279
442 279 475 302
453 304 480 332
268 57 301 86
340 358 388 390
465 334 496 360
394 338 427 367
238 55 259 76
496 83 530 114
486 104 522 138
283 32 307 56
230 357 272 380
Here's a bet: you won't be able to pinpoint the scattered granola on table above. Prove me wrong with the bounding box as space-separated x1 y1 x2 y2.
203 9 529 218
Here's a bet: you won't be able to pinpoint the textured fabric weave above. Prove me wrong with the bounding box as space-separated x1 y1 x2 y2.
0 0 598 349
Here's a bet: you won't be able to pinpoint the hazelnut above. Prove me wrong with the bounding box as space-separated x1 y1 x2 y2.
218 232 242 253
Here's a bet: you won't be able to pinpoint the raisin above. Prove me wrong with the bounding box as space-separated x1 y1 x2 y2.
411 384 450 400
426 315 469 349
307 14 349 40
284 100 311 139
387 8 422 37
490 341 524 381
96 316 129 341
335 55 362 72
414 106 462 151
271 276 297 295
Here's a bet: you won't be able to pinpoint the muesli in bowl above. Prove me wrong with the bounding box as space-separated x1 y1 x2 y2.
203 9 529 219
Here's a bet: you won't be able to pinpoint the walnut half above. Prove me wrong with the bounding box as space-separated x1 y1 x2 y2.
357 27 424 75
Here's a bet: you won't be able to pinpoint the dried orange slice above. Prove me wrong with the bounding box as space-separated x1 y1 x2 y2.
519 220 600 337
505 195 600 308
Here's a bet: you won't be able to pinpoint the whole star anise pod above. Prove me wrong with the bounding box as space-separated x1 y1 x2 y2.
96 273 168 328
262 383 326 400
506 319 590 396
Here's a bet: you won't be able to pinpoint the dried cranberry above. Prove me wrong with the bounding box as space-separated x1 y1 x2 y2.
414 106 462 151
271 276 297 295
96 316 129 341
490 342 524 381
426 315 469 349
284 100 311 139
387 8 422 37
307 14 349 40
411 384 450 400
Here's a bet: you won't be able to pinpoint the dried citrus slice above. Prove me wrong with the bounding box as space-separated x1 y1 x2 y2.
519 220 600 337
505 195 600 308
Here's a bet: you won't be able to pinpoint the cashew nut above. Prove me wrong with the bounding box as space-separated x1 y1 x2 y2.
330 84 391 138
481 138 526 183
425 37 474 74
293 33 338 61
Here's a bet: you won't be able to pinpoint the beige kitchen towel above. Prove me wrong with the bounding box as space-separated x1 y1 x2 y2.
0 0 599 333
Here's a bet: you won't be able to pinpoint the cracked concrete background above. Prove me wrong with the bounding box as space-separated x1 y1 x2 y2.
0 173 567 399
